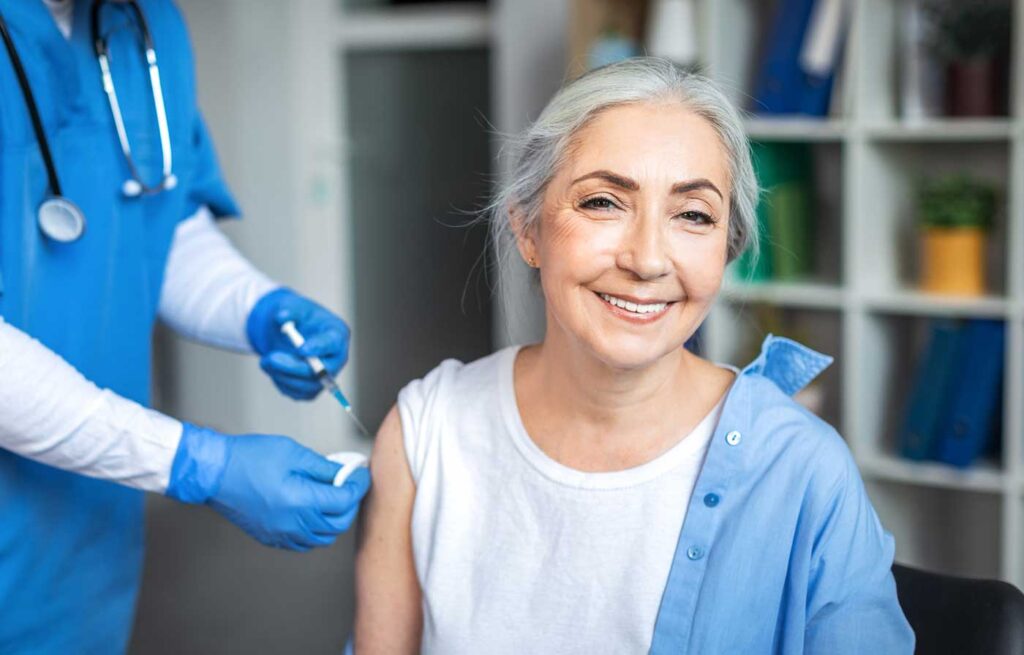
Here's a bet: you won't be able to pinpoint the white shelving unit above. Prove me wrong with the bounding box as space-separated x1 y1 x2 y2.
702 0 1024 587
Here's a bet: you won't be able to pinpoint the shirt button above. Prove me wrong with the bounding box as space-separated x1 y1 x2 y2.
703 493 720 508
687 546 704 561
726 430 742 446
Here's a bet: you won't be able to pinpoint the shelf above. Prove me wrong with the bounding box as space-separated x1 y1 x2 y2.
745 118 848 142
861 290 1013 319
859 454 1007 494
720 281 846 309
864 119 1015 143
335 4 491 50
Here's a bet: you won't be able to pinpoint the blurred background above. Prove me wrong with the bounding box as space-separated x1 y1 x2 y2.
133 0 1021 652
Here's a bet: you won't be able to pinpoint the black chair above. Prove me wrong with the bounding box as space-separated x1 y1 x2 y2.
893 563 1024 655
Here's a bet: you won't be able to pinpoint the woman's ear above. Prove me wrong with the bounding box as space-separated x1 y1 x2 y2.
510 206 539 268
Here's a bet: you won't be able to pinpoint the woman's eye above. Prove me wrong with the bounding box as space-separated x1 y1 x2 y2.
675 210 715 225
579 196 619 211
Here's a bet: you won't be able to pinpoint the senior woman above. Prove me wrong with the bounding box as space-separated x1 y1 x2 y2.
354 58 914 654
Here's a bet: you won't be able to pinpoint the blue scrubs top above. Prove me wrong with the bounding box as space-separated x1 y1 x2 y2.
650 336 915 653
0 1 238 651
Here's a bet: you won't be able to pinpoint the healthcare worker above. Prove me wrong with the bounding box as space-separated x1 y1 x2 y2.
0 0 370 652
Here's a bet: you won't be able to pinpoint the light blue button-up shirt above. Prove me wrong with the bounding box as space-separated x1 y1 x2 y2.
650 336 915 654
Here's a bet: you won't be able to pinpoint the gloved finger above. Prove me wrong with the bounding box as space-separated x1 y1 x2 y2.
271 375 322 400
297 513 340 547
275 304 313 330
307 467 371 515
297 330 349 374
296 449 343 484
280 535 312 553
317 503 360 535
261 351 315 379
303 506 356 536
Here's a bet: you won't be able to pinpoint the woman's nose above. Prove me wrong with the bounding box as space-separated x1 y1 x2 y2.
616 216 672 281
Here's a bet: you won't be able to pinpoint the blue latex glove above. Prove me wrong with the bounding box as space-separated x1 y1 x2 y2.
166 424 371 551
247 288 350 400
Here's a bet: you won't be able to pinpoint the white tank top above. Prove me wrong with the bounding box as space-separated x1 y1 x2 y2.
398 346 728 654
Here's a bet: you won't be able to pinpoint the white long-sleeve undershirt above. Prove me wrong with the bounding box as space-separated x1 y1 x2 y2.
0 208 278 492
158 206 278 352
0 317 183 492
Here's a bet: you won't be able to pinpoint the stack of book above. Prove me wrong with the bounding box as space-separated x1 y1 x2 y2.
899 319 1005 469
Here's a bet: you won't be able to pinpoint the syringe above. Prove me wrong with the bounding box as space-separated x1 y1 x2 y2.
280 321 372 439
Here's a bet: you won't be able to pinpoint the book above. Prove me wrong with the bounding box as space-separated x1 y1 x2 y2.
753 142 815 281
935 320 1005 468
753 0 818 114
899 320 963 461
753 0 850 117
798 0 849 115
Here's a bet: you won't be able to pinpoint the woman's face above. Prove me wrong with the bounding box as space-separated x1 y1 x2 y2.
519 102 731 370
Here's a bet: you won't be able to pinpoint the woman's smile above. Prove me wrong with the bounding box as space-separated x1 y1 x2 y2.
594 290 676 323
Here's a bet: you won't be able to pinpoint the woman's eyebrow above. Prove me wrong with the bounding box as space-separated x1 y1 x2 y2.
671 179 723 200
571 170 639 191
572 170 724 200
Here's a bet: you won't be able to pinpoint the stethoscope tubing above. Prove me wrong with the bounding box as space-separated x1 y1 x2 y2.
0 7 66 198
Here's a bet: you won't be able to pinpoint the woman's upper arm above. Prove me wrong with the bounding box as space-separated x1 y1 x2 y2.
804 445 915 653
354 404 421 654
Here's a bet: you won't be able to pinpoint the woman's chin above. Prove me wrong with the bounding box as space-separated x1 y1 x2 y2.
585 335 683 372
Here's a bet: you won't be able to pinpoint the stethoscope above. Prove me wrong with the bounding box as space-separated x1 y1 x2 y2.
0 0 177 243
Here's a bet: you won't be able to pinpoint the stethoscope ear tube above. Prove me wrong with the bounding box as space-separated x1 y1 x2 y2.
0 9 66 199
94 0 175 198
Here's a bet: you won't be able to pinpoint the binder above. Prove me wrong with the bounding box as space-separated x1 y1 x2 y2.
753 0 818 114
935 320 1005 468
753 0 850 116
899 320 962 461
798 0 849 116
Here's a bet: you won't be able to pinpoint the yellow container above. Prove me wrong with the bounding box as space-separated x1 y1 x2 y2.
920 227 986 296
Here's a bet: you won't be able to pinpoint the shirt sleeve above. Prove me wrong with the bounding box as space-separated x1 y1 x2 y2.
804 451 916 653
158 206 279 352
0 316 183 493
183 113 241 220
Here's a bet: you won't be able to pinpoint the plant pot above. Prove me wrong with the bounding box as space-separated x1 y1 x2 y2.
920 227 986 296
945 56 1007 117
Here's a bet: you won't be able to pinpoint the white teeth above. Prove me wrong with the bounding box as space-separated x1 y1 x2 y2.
599 293 668 315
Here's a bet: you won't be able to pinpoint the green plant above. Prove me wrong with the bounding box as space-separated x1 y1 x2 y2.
924 0 1012 61
925 0 1011 61
917 174 997 230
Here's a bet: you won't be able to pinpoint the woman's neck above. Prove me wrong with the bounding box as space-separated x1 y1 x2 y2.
515 324 732 471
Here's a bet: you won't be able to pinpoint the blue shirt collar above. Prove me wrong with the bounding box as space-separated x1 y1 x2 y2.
740 334 833 397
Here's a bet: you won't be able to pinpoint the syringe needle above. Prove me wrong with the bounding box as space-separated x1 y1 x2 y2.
321 376 372 439
280 321 372 438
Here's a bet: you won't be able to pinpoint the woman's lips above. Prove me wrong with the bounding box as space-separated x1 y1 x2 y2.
595 291 674 323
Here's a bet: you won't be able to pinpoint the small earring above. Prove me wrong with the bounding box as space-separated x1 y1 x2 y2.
528 257 537 267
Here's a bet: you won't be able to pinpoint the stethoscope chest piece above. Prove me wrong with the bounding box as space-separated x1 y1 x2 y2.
38 196 86 243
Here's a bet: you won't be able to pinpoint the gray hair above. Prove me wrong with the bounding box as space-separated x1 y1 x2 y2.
489 57 759 268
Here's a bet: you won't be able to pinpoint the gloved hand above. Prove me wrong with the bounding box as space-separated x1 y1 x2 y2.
166 423 371 551
247 288 350 400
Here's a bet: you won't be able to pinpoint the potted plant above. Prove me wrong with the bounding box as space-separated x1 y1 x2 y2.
924 0 1012 116
917 174 997 296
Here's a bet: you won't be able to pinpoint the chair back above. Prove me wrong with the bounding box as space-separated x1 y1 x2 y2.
893 563 1024 655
